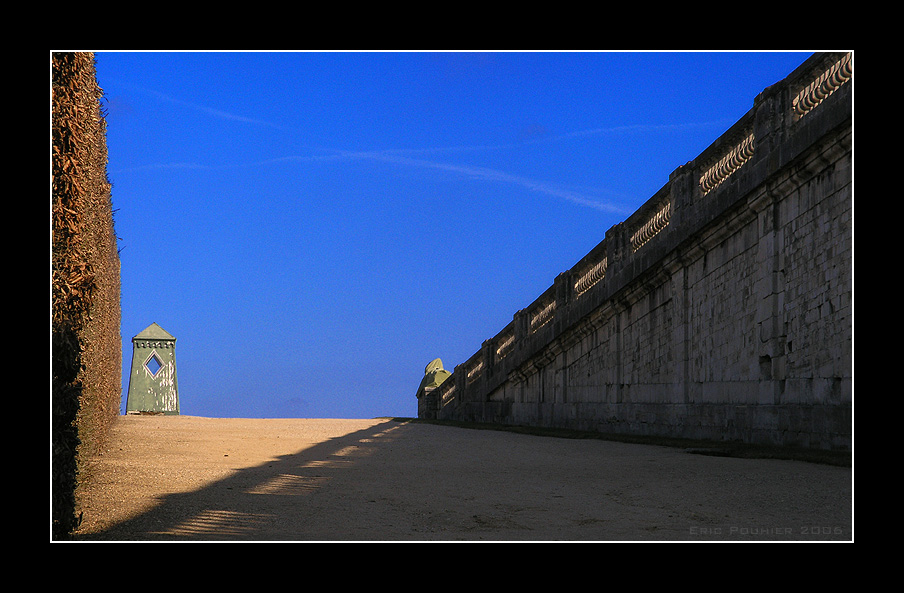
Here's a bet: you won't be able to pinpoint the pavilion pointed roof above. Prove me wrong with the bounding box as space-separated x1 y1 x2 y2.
133 322 176 341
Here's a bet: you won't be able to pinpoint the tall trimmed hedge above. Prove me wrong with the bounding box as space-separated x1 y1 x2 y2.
52 52 121 540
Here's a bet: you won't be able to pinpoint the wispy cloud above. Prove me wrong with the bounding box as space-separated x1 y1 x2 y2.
552 120 729 141
326 149 632 214
115 85 716 215
286 121 727 215
130 84 287 130
112 161 211 172
114 146 632 215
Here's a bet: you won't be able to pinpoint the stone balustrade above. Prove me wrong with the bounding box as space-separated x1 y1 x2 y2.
419 52 852 450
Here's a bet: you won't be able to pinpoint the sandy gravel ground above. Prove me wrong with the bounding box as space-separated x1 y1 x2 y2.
71 415 853 541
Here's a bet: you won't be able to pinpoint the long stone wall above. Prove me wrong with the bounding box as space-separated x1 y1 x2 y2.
418 52 852 451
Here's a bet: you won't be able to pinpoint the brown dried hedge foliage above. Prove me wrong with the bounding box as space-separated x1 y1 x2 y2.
52 52 121 540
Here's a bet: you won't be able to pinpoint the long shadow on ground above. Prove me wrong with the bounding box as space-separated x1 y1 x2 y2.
77 419 407 541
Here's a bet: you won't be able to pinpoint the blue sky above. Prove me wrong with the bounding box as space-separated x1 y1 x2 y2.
96 50 809 419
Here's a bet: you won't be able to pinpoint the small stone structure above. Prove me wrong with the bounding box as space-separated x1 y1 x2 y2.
415 358 452 400
418 52 852 450
126 322 180 415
